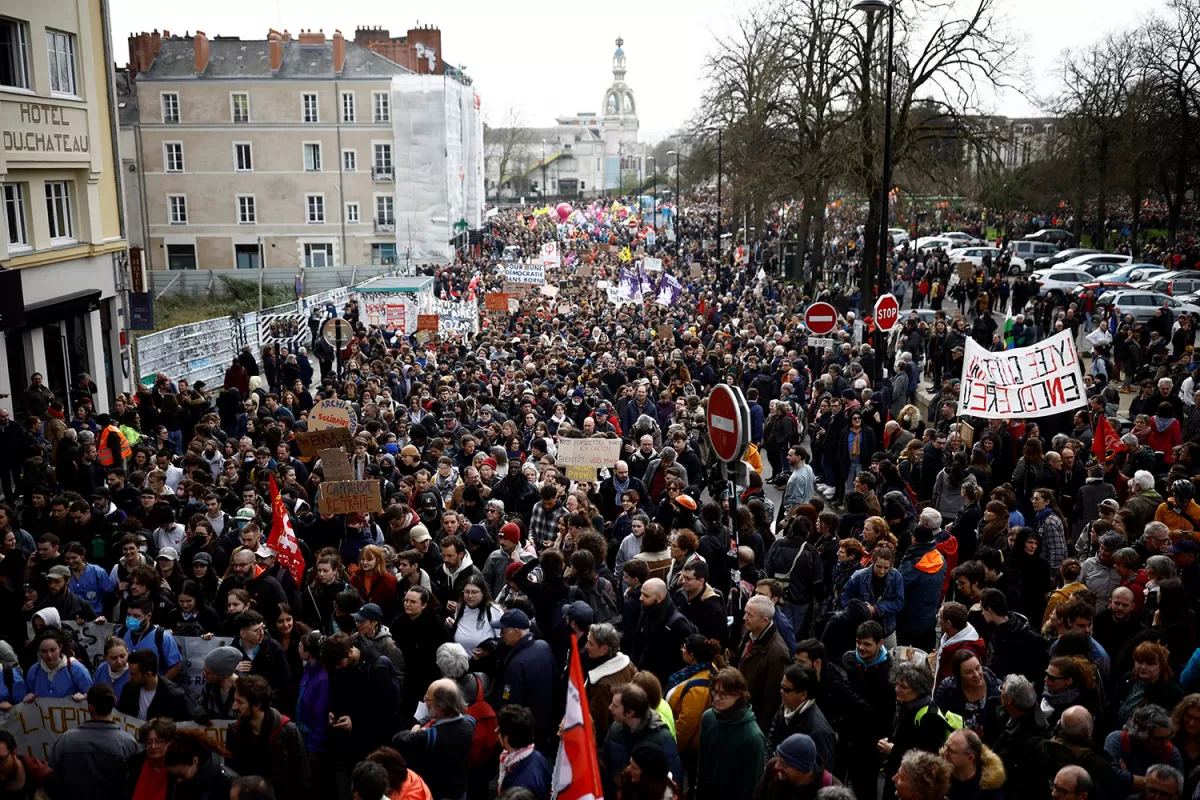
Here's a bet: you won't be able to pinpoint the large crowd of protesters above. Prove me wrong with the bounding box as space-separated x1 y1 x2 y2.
2 195 1200 800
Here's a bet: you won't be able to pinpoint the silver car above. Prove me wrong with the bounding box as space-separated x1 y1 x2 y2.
1100 290 1200 323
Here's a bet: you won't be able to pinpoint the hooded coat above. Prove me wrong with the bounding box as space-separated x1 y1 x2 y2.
697 705 767 800
628 594 697 686
896 537 947 642
947 746 1007 800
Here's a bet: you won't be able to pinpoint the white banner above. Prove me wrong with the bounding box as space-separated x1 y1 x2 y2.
556 438 622 469
540 241 560 268
958 329 1086 419
0 698 231 760
432 298 480 336
506 261 546 285
176 635 236 699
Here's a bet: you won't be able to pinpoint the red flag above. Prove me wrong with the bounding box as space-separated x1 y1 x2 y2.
1093 414 1127 464
552 635 604 800
267 475 305 586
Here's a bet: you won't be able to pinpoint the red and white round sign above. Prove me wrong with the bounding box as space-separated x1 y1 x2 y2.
706 384 749 463
874 293 901 332
804 302 838 336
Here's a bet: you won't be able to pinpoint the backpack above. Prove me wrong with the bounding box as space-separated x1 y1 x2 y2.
2 665 14 702
914 704 964 734
568 578 620 626
463 676 500 768
116 624 168 672
771 543 807 589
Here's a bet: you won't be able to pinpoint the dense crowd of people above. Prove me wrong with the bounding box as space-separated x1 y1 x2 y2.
3 195 1200 800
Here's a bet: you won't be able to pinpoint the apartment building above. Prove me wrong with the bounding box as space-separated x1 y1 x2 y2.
124 28 411 270
0 0 129 412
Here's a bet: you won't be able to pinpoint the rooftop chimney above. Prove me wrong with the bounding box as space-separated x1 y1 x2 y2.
194 31 210 74
268 31 283 72
298 29 325 46
281 29 291 42
333 30 346 74
127 30 164 76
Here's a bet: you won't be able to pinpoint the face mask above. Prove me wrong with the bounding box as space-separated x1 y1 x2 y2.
125 616 144 632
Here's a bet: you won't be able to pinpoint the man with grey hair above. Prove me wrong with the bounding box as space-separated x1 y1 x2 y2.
1104 705 1179 795
583 622 636 745
991 673 1049 798
1144 764 1184 800
1134 521 1172 563
1080 531 1125 611
391 677 474 800
1125 470 1164 537
738 594 792 732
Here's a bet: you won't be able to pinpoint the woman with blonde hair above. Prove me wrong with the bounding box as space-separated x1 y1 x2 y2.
898 440 923 485
861 516 897 565
898 405 923 435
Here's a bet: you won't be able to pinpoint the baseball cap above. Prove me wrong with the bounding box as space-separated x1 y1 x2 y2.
1099 498 1120 513
352 603 384 623
156 546 180 562
235 508 256 522
46 565 70 580
491 609 531 630
192 552 213 566
409 525 431 544
254 545 276 559
563 600 594 627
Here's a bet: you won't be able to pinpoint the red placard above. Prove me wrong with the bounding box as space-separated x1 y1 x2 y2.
417 314 439 332
485 293 510 311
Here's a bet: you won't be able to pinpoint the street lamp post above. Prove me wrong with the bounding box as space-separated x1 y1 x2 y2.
855 0 896 381
667 150 680 261
647 156 657 234
541 139 547 200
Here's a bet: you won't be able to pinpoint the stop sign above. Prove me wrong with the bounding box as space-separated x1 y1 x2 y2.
874 293 901 332
707 384 750 463
804 302 838 336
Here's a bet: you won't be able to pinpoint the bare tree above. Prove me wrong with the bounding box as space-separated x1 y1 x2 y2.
483 106 533 200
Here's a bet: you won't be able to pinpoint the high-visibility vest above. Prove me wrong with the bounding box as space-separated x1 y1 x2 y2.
97 425 132 466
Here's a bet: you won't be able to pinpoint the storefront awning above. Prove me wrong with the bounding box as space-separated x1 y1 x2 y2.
22 290 101 329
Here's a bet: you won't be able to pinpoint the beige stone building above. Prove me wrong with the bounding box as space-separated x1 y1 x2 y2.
124 28 412 270
0 0 130 413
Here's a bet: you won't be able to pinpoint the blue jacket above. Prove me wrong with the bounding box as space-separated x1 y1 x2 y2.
91 663 130 699
500 748 552 800
296 661 331 754
0 664 27 704
841 566 905 635
69 563 115 616
896 540 947 636
25 658 94 698
749 402 765 445
496 634 556 743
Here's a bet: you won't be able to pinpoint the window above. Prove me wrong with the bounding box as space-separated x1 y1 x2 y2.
342 149 357 171
231 92 250 123
237 195 256 224
341 91 356 123
373 91 390 123
306 194 325 224
3 184 27 248
304 143 321 172
46 29 76 96
44 181 72 240
375 195 394 225
166 244 197 270
161 92 179 123
373 143 392 172
168 194 188 224
0 18 30 89
302 93 318 123
235 244 260 270
234 143 252 172
345 203 360 224
372 243 397 264
304 242 333 267
164 142 183 172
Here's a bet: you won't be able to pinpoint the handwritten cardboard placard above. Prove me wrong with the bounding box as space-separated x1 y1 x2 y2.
319 448 354 481
958 329 1085 419
417 314 440 332
657 323 674 341
556 437 622 469
690 263 703 280
294 426 354 457
307 399 358 434
565 465 598 481
319 480 383 515
486 293 510 311
507 261 546 285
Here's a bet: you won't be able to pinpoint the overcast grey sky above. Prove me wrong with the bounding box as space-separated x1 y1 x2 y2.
111 0 1165 143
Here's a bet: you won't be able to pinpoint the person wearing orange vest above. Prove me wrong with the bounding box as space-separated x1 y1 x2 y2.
95 413 132 468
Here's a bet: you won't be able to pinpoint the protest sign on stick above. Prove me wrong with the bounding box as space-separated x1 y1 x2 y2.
957 330 1086 419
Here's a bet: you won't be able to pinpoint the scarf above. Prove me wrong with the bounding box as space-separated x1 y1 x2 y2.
1036 507 1054 523
498 744 536 788
38 656 68 683
1118 681 1149 722
47 407 64 420
1041 686 1081 718
611 474 630 497
783 698 816 723
667 662 710 690
713 699 748 723
855 644 889 668
107 664 130 683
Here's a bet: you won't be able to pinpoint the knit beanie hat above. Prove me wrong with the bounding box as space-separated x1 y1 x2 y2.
776 734 817 773
203 646 243 678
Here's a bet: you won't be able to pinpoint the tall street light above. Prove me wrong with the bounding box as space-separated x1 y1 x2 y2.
541 139 547 200
667 150 681 262
647 156 657 234
854 0 896 381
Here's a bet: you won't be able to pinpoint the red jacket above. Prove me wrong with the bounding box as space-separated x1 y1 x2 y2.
935 532 960 599
1121 568 1150 614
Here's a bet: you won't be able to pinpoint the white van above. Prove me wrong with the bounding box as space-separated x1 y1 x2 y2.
1007 240 1058 272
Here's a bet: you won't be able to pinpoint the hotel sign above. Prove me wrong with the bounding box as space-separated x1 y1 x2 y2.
1 101 90 162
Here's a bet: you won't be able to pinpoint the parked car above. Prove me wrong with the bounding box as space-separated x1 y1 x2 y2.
1073 277 1134 298
1097 290 1200 323
1059 253 1134 270
1150 273 1200 297
889 228 910 247
1108 263 1168 284
950 247 1027 275
1032 269 1094 299
940 232 983 248
1008 240 1060 268
915 236 958 252
1033 248 1101 270
1024 229 1076 247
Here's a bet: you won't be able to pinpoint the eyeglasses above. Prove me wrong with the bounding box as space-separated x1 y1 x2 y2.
1044 672 1066 682
780 685 799 694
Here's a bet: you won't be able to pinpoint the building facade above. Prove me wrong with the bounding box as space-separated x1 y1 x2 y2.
487 37 649 199
123 28 414 270
0 0 130 414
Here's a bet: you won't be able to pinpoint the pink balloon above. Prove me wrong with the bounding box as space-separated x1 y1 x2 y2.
556 203 573 221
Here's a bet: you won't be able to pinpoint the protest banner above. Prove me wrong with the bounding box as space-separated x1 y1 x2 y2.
503 281 532 297
294 426 354 457
485 293 509 311
564 465 598 481
644 257 662 272
319 480 384 515
386 302 408 332
0 698 231 761
432 298 480 336
176 635 236 700
957 263 974 281
319 448 354 481
540 284 560 299
540 241 560 267
578 261 593 279
556 438 622 469
417 314 439 332
507 298 520 313
959 420 975 449
506 261 546 285
307 399 358 434
25 620 114 665
957 329 1086 419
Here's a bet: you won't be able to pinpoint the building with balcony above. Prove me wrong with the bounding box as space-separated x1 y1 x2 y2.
121 27 413 269
0 0 130 413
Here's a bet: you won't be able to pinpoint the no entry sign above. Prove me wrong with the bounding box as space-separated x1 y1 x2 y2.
874 293 900 332
707 384 751 463
805 302 837 336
